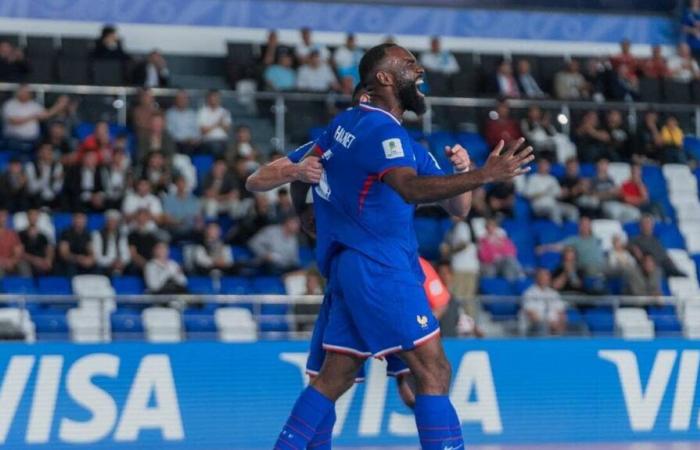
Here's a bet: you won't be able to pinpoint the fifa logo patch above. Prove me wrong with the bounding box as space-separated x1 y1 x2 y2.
416 315 429 329
382 138 404 159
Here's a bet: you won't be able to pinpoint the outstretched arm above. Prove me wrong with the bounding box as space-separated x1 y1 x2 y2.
439 144 472 218
245 156 322 192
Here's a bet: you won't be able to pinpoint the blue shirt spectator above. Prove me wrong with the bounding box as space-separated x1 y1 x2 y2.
165 90 199 145
264 52 297 91
333 34 363 85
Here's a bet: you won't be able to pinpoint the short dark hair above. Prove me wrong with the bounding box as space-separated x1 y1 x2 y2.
358 43 397 86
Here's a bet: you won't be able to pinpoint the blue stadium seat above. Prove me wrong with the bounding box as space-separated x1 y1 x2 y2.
187 276 216 295
579 163 595 178
537 252 562 271
584 308 614 335
406 128 425 142
426 131 455 169
566 308 585 328
656 223 685 249
414 217 444 260
532 220 562 245
512 277 534 295
454 132 489 165
37 276 72 296
251 276 286 294
692 255 700 281
52 213 73 237
111 276 145 295
87 213 106 232
221 276 252 295
550 163 566 180
32 311 69 341
684 136 700 161
606 277 623 295
1 276 36 294
0 151 12 171
651 315 682 336
513 196 531 221
192 155 214 186
169 246 184 265
661 278 671 296
111 311 145 341
183 310 217 340
299 246 315 267
561 221 579 239
259 302 290 333
623 222 640 238
502 219 536 269
232 246 254 262
479 277 513 296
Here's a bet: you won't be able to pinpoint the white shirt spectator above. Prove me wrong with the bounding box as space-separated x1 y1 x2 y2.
297 63 337 92
122 191 163 218
2 97 44 140
193 242 233 270
525 173 561 209
25 160 63 203
334 45 363 74
668 55 700 82
166 107 199 143
420 51 460 75
249 224 299 268
296 43 330 63
197 105 231 142
522 284 566 323
92 230 130 269
144 258 187 292
12 211 55 244
445 221 479 273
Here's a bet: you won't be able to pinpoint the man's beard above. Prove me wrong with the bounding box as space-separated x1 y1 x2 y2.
396 77 427 115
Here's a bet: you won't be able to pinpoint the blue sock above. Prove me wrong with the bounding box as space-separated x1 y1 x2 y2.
414 395 465 450
307 408 335 449
274 386 334 450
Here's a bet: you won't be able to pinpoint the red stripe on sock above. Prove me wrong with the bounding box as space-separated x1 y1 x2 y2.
308 438 332 448
290 415 315 432
285 423 311 440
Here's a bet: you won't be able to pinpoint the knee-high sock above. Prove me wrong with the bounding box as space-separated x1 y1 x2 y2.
414 394 465 450
274 386 334 450
307 408 336 449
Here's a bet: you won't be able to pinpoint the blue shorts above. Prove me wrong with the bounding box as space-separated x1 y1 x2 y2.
305 294 409 383
322 249 440 359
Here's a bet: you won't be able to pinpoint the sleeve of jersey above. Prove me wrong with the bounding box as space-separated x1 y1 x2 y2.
286 141 315 164
362 123 416 181
413 141 446 177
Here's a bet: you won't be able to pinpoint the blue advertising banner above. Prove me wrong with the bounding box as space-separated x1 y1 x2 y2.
0 339 699 449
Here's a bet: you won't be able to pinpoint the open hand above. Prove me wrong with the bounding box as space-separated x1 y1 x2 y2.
481 138 533 183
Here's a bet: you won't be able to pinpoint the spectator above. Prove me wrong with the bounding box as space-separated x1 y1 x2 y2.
574 111 610 163
227 193 277 245
130 88 159 135
165 90 200 153
75 120 112 165
668 43 700 83
554 60 588 100
198 89 231 156
478 218 524 281
524 158 579 224
540 217 605 278
682 0 700 56
0 209 27 276
0 40 29 81
605 109 631 161
495 59 520 98
522 268 566 336
295 27 330 64
25 142 63 208
659 116 686 164
45 121 74 161
591 159 641 223
136 111 176 162
516 59 546 98
334 33 363 85
274 188 295 222
144 242 188 294
521 106 559 162
122 178 163 224
202 158 241 219
484 100 523 149
2 85 68 144
551 246 587 294
642 45 670 79
420 36 459 76
440 216 479 318
264 51 297 91
63 151 106 212
104 148 131 210
227 125 259 163
193 222 234 275
610 39 639 73
610 63 640 101
92 210 130 276
636 110 664 163
297 50 339 92
249 214 301 274
91 24 130 60
486 180 516 218
621 164 663 218
162 175 203 241
18 208 53 276
260 30 293 67
0 157 30 212
131 50 169 88
57 212 95 275
607 234 636 276
127 208 162 274
138 151 172 196
629 215 685 277
559 158 598 217
623 254 662 297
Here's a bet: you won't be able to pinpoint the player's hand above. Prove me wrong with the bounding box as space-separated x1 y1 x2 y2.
481 138 533 183
445 144 470 173
296 156 323 184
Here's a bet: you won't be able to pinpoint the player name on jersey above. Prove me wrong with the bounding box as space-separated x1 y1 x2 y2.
333 125 356 149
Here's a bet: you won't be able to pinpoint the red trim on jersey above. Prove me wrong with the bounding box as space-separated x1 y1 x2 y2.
311 144 324 157
377 167 398 181
358 174 378 213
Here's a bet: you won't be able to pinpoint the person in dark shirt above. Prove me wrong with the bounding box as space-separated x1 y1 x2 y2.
605 110 631 162
18 208 53 275
551 246 587 294
0 158 30 213
91 24 130 60
45 121 74 162
486 180 516 218
127 208 161 275
62 151 106 212
629 215 685 277
559 158 597 217
58 212 95 275
0 41 29 82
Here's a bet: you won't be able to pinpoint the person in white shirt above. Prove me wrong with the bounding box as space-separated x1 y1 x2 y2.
525 158 579 224
420 37 459 75
2 85 69 142
333 33 363 85
122 178 163 224
297 50 339 92
165 89 199 152
607 234 635 276
440 216 479 317
25 142 63 207
197 89 231 156
295 27 330 64
92 210 130 276
144 241 188 294
193 222 234 275
668 42 700 83
522 268 567 336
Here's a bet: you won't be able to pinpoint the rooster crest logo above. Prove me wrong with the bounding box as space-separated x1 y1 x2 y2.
416 315 428 329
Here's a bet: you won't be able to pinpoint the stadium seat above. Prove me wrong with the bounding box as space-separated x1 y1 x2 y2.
566 308 585 328
454 132 489 165
183 310 217 340
32 311 69 341
231 246 254 263
512 278 534 295
479 277 513 296
111 276 145 296
215 307 257 342
283 273 307 296
143 307 182 342
591 219 626 252
192 155 214 187
606 277 623 295
67 307 110 342
37 276 73 296
299 246 315 268
537 252 562 271
187 276 216 295
221 276 252 295
111 311 145 341
657 223 686 249
1 277 36 295
72 274 115 317
682 303 700 338
87 214 106 232
0 308 35 342
532 220 561 245
51 213 73 237
615 307 654 339
607 162 630 186
647 305 682 336
584 307 615 336
684 136 700 161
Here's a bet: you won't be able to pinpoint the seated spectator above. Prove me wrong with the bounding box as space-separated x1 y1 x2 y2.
559 158 598 217
294 268 324 332
260 30 293 67
295 27 330 64
227 125 259 163
420 36 459 77
334 33 363 85
610 63 640 101
165 89 200 153
636 110 664 163
642 45 670 79
131 49 169 88
130 88 159 135
274 188 295 221
621 164 663 218
202 158 242 219
521 106 557 162
122 178 163 225
522 268 566 335
91 24 130 60
607 234 635 276
92 210 130 276
57 212 95 275
25 142 63 208
574 111 610 163
297 50 339 92
682 0 700 56
63 151 106 212
0 40 28 81
162 175 203 241
249 214 301 274
610 39 639 73
539 217 605 278
623 254 662 297
516 59 545 98
659 116 686 164
264 51 297 91
554 60 589 100
486 180 516 218
2 85 68 145
495 59 520 98
104 148 131 210
668 43 700 83
128 208 162 274
551 246 587 294
440 216 479 318
584 57 612 101
524 158 579 224
75 120 112 165
45 121 74 161
477 218 524 281
0 157 30 212
193 222 234 275
138 151 172 195
136 111 175 162
605 110 631 161
227 194 277 245
484 100 523 149
18 208 53 276
629 215 685 277
591 159 641 223
144 242 188 294
198 89 231 156
0 209 27 276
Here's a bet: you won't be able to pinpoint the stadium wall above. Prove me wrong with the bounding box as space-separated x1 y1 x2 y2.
0 339 699 448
